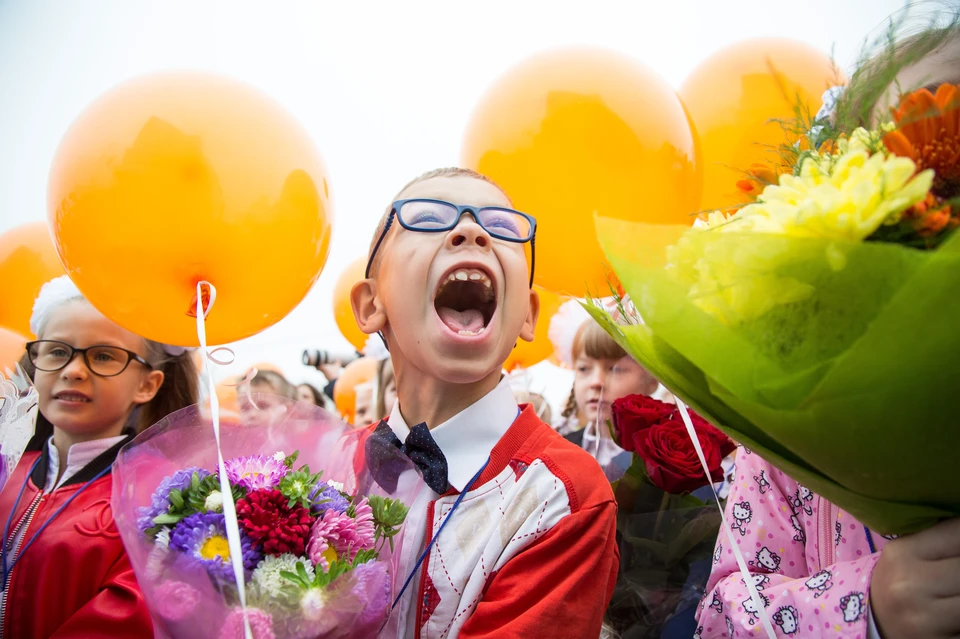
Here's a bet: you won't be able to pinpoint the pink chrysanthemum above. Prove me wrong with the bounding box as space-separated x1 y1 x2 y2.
219 607 275 639
306 508 375 570
224 455 288 491
153 580 200 621
352 497 376 547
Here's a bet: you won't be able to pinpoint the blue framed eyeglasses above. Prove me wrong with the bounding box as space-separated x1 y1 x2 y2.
365 199 537 287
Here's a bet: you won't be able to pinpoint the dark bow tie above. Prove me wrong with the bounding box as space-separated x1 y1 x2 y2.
366 420 450 494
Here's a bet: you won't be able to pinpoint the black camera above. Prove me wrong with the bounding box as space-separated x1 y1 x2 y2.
302 349 358 369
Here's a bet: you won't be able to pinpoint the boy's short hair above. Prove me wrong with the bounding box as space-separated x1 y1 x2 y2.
366 167 511 279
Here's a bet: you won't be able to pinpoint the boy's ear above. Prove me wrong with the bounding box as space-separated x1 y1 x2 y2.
351 278 388 335
518 287 540 343
134 370 165 405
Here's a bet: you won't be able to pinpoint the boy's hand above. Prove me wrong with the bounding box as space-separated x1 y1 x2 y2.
871 517 960 638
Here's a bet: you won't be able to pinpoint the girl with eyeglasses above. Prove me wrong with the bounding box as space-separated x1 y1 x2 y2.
0 275 197 638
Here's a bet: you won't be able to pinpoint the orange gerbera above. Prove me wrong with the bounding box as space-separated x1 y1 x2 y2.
734 163 780 201
883 82 960 197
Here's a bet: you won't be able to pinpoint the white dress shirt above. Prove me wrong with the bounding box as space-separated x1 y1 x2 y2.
44 435 128 492
385 377 519 638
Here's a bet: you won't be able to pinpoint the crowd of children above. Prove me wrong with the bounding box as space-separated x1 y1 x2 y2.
1 22 958 639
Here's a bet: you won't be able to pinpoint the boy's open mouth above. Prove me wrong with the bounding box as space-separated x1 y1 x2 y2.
434 267 496 336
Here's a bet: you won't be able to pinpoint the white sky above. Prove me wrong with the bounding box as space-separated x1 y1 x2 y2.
0 0 907 411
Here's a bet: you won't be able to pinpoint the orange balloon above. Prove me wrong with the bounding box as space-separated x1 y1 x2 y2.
0 222 66 337
0 327 28 374
333 257 368 352
462 47 702 297
47 72 333 346
333 357 377 423
679 38 840 212
503 287 564 372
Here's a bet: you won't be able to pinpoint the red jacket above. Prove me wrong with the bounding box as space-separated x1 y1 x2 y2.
0 437 152 639
362 405 620 639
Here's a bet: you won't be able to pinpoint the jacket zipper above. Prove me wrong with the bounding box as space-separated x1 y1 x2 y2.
0 492 45 639
818 497 834 569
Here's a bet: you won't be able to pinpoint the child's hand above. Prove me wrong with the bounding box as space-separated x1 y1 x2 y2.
871 518 960 638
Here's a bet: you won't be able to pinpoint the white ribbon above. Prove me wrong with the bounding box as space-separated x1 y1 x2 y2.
194 281 253 639
675 399 776 639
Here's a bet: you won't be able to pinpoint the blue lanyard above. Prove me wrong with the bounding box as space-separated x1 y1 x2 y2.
392 456 490 609
1 456 111 587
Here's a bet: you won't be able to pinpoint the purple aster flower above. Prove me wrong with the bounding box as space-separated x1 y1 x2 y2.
170 512 262 580
224 455 288 491
137 467 211 533
308 482 348 515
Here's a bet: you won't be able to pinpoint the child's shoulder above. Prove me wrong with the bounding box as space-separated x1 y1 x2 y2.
497 406 615 514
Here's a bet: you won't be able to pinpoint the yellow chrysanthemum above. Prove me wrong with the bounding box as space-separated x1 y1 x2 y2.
744 148 932 242
668 132 934 323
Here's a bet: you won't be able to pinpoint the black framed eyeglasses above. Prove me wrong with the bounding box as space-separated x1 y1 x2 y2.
26 340 153 378
365 199 537 287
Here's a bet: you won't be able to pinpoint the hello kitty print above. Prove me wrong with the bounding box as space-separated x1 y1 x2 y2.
695 447 889 638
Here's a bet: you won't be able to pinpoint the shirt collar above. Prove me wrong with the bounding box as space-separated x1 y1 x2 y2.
387 377 519 491
45 435 129 491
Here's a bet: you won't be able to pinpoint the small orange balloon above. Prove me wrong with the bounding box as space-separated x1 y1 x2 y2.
679 38 840 211
333 257 368 352
0 222 66 337
333 357 377 423
0 327 28 374
503 287 564 372
47 72 333 346
462 47 702 297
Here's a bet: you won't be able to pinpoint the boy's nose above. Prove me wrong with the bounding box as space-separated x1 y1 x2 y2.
447 215 490 250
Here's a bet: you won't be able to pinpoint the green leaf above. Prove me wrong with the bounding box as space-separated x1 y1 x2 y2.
296 562 310 582
283 451 300 469
279 570 307 589
152 513 182 525
168 489 184 510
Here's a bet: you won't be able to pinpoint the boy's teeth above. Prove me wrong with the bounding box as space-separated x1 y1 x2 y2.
458 327 485 336
447 269 493 290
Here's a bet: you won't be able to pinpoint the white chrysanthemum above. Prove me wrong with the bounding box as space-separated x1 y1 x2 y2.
252 554 314 598
204 490 224 512
301 588 327 622
326 480 344 493
273 451 286 463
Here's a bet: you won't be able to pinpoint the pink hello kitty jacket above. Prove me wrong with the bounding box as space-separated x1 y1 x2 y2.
696 447 889 638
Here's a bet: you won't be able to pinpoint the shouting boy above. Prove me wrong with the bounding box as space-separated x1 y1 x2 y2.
351 168 618 638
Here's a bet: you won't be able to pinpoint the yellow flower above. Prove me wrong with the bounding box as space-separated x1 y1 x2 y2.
744 149 933 242
667 133 933 323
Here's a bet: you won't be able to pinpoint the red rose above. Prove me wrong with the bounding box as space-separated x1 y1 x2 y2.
611 395 676 453
634 417 736 494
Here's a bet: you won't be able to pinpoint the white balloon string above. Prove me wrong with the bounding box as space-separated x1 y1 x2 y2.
194 281 253 639
675 399 776 639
